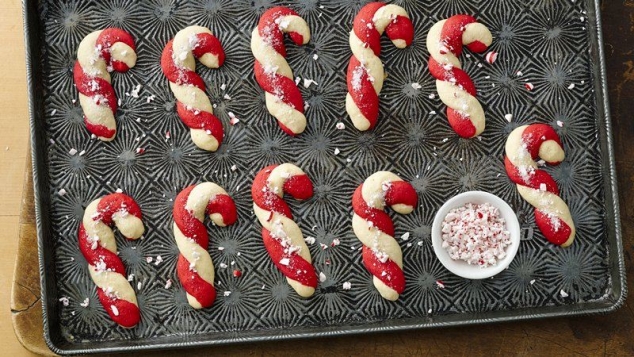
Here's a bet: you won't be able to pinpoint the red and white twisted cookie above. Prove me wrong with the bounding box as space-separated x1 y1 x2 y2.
161 26 226 151
427 15 492 138
251 164 317 297
251 7 310 136
78 193 144 328
74 28 137 141
352 172 417 301
173 183 237 309
346 2 414 131
504 124 575 247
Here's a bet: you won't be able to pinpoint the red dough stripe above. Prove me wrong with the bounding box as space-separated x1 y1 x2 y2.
522 124 563 159
535 211 574 246
191 33 226 65
352 186 395 237
97 289 140 329
258 6 305 55
78 224 126 274
346 57 380 128
263 229 318 288
254 61 304 113
352 3 414 56
362 246 405 294
94 193 143 224
173 186 209 247
177 255 216 308
96 28 136 72
161 41 207 90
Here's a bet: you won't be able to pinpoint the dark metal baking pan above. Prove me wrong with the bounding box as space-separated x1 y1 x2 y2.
23 0 625 354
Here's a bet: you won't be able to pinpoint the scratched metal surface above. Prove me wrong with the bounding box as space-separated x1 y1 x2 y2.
24 0 624 354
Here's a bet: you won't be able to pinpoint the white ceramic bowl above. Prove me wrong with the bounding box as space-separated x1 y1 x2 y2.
431 191 520 280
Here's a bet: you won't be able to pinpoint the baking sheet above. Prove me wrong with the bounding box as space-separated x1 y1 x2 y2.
24 0 625 354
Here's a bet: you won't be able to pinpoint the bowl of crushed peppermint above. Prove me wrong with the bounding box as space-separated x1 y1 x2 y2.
431 191 521 280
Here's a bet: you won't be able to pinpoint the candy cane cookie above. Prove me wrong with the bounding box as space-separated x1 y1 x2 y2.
161 26 226 151
78 193 144 328
251 7 310 136
173 183 237 309
427 15 492 138
251 164 317 297
346 2 414 131
74 28 137 141
504 124 575 247
352 172 417 300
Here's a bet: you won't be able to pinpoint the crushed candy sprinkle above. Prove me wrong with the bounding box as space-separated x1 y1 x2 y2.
441 202 512 268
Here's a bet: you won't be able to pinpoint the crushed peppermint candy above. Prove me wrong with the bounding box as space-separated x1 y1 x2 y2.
411 82 422 90
336 122 345 130
80 298 90 307
524 83 534 91
504 114 513 122
305 236 316 245
485 51 498 64
441 202 512 268
59 297 70 306
342 282 352 290
165 279 172 289
228 112 240 125
560 289 569 298
303 78 318 88
58 188 67 196
319 272 327 282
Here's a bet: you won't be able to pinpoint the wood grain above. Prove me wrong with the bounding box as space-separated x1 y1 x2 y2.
7 1 634 356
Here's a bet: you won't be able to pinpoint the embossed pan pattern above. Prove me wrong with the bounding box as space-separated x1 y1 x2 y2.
23 0 625 354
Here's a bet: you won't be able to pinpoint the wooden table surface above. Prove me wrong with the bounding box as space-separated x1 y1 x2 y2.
5 1 634 356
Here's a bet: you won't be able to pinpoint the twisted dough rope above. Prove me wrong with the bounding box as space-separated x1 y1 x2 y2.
78 193 145 328
161 26 226 151
352 172 417 301
173 183 237 309
251 7 310 136
251 164 317 297
346 2 414 131
427 15 492 138
74 28 137 141
504 124 575 247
